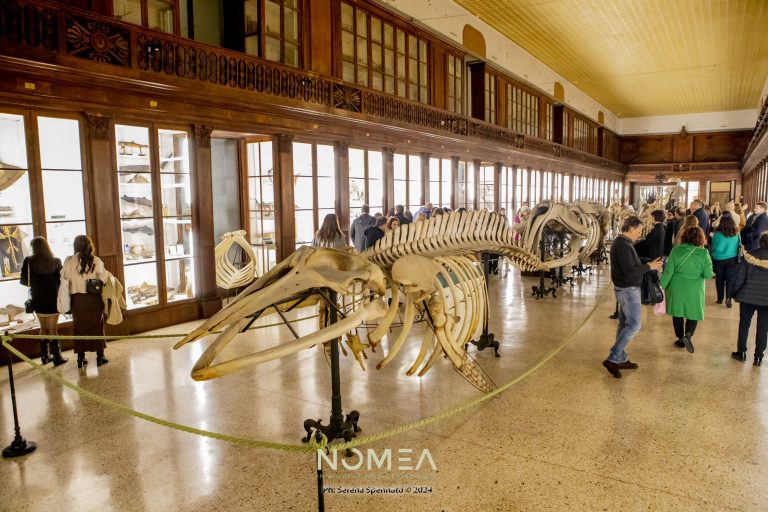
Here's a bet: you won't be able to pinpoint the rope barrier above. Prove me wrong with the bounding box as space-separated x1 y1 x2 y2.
5 314 320 341
1 285 610 454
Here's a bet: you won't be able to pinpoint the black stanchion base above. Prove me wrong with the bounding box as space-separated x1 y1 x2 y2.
571 263 594 277
471 332 500 357
551 274 574 287
2 438 36 458
609 312 619 319
531 280 557 299
303 411 361 457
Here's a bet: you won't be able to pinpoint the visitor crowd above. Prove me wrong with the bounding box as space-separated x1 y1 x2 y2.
604 198 768 378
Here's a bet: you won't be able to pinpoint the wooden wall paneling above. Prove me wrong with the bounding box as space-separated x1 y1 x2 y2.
468 61 485 120
497 77 507 128
309 0 334 77
552 105 564 145
692 132 752 162
383 147 394 212
620 137 674 164
597 127 604 157
83 112 120 275
538 97 547 140
191 124 220 316
493 162 502 211
336 140 350 236
672 133 692 162
432 45 446 110
274 134 295 261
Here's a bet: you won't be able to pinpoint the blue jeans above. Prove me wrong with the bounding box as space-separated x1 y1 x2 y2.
608 286 642 363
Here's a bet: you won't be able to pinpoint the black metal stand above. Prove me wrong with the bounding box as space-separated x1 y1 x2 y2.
571 261 593 277
471 252 500 357
609 301 620 320
2 333 36 458
532 239 556 299
302 290 361 457
550 232 574 288
551 265 574 288
590 245 609 265
315 431 325 512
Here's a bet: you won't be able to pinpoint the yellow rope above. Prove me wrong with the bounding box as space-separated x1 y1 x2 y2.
1 285 610 454
6 314 319 341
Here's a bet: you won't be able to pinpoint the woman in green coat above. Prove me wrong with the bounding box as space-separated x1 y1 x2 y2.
660 226 713 353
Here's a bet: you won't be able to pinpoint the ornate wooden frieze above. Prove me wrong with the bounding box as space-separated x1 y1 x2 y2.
628 162 741 174
0 0 57 51
135 34 333 108
65 15 129 66
83 111 112 139
333 84 361 112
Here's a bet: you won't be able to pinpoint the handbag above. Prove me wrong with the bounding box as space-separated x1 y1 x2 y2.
24 267 34 313
57 276 71 314
640 270 664 305
86 278 103 295
653 290 666 316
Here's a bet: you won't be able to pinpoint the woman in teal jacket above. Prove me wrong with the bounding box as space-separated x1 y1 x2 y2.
710 215 741 307
660 226 714 353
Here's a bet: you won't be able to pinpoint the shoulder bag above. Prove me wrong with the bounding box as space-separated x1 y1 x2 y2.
24 267 34 314
57 276 71 314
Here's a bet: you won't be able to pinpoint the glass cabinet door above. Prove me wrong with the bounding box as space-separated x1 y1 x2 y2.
247 141 277 275
116 125 159 309
158 129 194 303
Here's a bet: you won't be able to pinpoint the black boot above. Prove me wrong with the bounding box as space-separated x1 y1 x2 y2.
39 340 50 364
731 351 747 362
755 355 763 367
96 351 109 367
77 352 88 368
50 340 68 366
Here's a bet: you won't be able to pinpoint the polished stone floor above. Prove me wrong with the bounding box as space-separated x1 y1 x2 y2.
1 264 767 511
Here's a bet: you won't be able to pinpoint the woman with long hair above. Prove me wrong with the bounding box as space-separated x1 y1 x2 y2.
710 215 740 307
661 226 713 354
61 235 109 367
20 237 67 365
311 213 348 249
386 216 401 231
734 202 747 231
674 214 699 246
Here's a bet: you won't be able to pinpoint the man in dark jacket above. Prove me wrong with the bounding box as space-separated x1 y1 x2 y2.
350 205 375 252
395 204 411 225
635 210 666 260
732 232 768 366
741 201 768 251
691 200 709 239
363 217 387 250
603 216 663 378
663 210 676 256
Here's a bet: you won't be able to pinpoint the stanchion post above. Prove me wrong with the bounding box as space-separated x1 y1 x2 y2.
315 431 325 512
2 332 37 458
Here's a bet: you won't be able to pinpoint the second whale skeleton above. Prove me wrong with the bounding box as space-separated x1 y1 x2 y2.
177 205 606 392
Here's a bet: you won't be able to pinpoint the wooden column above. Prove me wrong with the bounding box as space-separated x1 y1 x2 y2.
510 164 518 212
83 112 119 276
336 141 350 236
191 125 220 316
473 159 481 210
421 152 431 206
275 134 295 262
526 167 533 205
494 162 502 211
451 156 459 210
383 147 394 212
